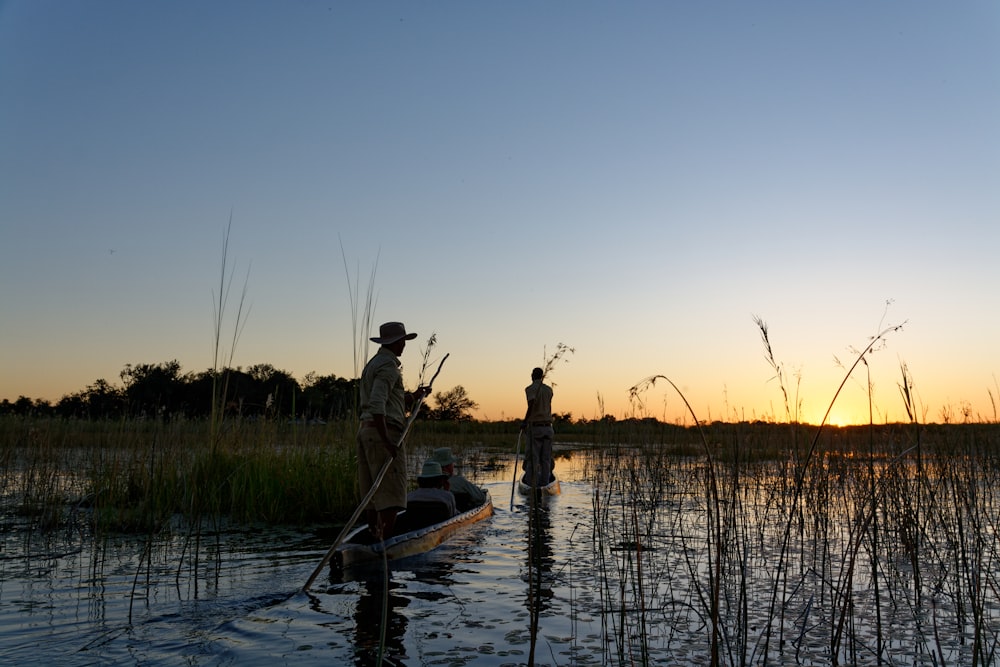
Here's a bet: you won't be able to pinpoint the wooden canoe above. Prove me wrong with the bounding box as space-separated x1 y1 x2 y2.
517 475 561 496
332 492 494 572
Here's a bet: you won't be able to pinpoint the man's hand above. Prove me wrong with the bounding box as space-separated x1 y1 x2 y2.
405 386 430 410
383 440 400 457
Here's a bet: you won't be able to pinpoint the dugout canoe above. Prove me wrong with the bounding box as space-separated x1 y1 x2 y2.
517 474 561 496
332 492 494 572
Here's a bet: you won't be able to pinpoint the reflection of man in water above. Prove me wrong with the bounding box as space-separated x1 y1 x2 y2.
521 367 555 487
354 575 409 666
526 502 555 662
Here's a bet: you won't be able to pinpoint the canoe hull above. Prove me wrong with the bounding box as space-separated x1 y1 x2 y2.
517 476 561 496
334 492 494 571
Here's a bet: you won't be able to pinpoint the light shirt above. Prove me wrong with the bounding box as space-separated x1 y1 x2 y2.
525 380 553 423
359 347 406 429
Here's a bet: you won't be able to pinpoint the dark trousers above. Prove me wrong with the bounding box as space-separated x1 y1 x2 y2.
524 424 554 486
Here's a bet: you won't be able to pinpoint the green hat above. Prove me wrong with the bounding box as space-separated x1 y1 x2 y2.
430 447 457 466
417 460 447 480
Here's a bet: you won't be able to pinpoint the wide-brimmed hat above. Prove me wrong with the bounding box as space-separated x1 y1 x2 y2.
370 321 418 345
430 447 457 466
417 460 448 480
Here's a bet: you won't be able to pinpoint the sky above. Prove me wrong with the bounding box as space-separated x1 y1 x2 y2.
2 1 998 426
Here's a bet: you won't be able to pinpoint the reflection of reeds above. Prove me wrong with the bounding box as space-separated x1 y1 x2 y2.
590 316 1000 665
585 423 1000 665
5 418 1000 663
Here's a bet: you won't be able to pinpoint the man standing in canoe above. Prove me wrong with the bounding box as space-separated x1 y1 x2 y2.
358 321 429 541
521 367 555 487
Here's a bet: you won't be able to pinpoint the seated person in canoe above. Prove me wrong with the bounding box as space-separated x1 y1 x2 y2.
431 446 487 512
394 461 457 534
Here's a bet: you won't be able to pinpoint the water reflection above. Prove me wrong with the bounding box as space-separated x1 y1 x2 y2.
335 554 459 666
16 446 1000 666
525 499 555 664
353 572 409 666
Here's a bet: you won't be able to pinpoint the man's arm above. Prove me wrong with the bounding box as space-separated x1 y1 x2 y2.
405 386 431 412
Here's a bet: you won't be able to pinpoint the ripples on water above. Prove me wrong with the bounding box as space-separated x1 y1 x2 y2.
4 451 1000 665
1 461 606 666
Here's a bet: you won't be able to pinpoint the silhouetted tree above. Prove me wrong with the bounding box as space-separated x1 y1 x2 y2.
179 369 217 418
431 385 479 421
121 360 182 418
245 364 300 417
300 372 358 421
81 379 125 419
3 360 355 421
554 411 573 425
55 393 87 418
2 396 54 417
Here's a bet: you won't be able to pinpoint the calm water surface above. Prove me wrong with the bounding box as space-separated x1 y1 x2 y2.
5 449 999 665
1 458 602 666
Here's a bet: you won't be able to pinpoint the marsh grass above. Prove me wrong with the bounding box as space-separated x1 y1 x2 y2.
587 315 1000 666
5 413 1000 664
7 289 1000 666
210 217 252 446
584 423 1000 665
0 416 360 534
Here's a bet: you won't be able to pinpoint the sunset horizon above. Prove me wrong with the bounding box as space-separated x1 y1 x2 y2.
2 2 997 429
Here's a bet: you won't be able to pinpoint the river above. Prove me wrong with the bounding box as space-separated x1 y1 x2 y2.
4 448 999 665
1 457 606 666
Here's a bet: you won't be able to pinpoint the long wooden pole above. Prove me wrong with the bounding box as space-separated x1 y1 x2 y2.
302 353 448 592
509 429 523 511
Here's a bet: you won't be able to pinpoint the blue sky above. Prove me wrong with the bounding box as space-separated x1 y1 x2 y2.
2 1 998 424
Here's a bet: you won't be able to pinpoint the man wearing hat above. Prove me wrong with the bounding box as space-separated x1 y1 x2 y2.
405 460 457 518
357 321 430 540
431 446 486 511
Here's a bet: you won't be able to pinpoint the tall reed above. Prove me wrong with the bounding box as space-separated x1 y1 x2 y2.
0 416 362 534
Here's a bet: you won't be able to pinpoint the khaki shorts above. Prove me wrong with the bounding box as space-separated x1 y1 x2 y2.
357 425 407 512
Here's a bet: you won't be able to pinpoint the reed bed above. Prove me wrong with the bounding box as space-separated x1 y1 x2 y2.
0 416 360 534
585 423 1000 666
0 414 527 537
7 411 1000 665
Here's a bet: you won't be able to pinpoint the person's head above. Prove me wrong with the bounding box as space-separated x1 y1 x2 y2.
370 321 417 355
430 447 457 475
417 460 449 489
531 367 544 381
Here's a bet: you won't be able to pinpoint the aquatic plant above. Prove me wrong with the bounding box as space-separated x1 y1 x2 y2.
0 416 362 533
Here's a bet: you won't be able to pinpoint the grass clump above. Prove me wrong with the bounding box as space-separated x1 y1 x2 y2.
1 416 360 534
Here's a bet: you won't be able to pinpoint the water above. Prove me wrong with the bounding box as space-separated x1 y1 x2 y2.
1 460 600 666
5 450 1000 665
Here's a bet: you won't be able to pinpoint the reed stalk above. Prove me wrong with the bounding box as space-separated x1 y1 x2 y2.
210 216 252 448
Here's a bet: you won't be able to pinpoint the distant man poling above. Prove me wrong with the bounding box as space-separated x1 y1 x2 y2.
521 367 555 487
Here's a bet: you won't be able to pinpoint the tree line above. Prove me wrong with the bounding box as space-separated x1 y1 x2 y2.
0 360 480 422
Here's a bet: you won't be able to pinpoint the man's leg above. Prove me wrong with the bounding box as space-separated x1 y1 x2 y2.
377 507 398 540
526 429 540 485
539 429 554 483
